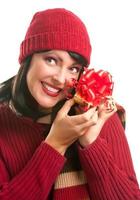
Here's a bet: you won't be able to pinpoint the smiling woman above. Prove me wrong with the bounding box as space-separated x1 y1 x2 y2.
26 50 84 110
0 7 140 200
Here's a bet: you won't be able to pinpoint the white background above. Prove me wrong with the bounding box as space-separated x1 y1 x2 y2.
0 0 140 184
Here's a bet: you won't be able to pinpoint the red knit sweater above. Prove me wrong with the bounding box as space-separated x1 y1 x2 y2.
0 103 140 200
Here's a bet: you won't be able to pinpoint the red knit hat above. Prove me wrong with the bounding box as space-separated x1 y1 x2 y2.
19 8 91 64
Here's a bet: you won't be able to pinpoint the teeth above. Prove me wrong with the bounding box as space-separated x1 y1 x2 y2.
47 86 59 93
43 83 60 93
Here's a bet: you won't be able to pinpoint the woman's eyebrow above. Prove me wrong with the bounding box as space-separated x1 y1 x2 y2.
42 51 80 65
43 52 63 62
71 62 81 66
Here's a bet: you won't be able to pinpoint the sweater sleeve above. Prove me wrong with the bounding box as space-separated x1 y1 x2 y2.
0 142 66 200
78 112 140 200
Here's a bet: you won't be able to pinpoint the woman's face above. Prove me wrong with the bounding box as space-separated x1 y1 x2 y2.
26 50 82 109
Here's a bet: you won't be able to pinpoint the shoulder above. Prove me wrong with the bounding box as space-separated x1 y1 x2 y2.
0 102 8 116
0 102 10 114
0 102 15 130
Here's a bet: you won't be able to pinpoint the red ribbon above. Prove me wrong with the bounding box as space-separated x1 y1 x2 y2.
75 68 114 107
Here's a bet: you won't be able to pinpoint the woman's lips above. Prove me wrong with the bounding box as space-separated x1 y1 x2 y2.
41 82 62 97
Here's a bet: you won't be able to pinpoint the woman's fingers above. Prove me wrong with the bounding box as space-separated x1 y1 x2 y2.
71 107 97 124
98 97 117 121
55 99 101 135
57 99 97 125
57 98 75 118
98 97 117 112
104 97 117 112
78 110 98 131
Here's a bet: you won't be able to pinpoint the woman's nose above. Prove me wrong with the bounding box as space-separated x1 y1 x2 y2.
52 69 67 85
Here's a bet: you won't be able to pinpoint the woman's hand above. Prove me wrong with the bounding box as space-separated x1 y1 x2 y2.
45 99 97 155
78 98 117 147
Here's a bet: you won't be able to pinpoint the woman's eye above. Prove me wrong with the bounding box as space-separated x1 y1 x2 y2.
70 66 81 74
45 57 56 65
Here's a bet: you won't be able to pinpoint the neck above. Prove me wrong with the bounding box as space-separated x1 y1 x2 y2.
37 114 51 124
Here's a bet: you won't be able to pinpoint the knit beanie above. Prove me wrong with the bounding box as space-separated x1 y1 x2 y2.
19 8 91 64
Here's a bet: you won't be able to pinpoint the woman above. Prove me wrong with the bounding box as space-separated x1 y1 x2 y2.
0 8 139 200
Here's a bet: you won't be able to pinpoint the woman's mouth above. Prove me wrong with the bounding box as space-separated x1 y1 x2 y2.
41 82 62 97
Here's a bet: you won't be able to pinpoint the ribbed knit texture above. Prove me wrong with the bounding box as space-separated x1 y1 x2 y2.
19 8 91 64
0 103 140 199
